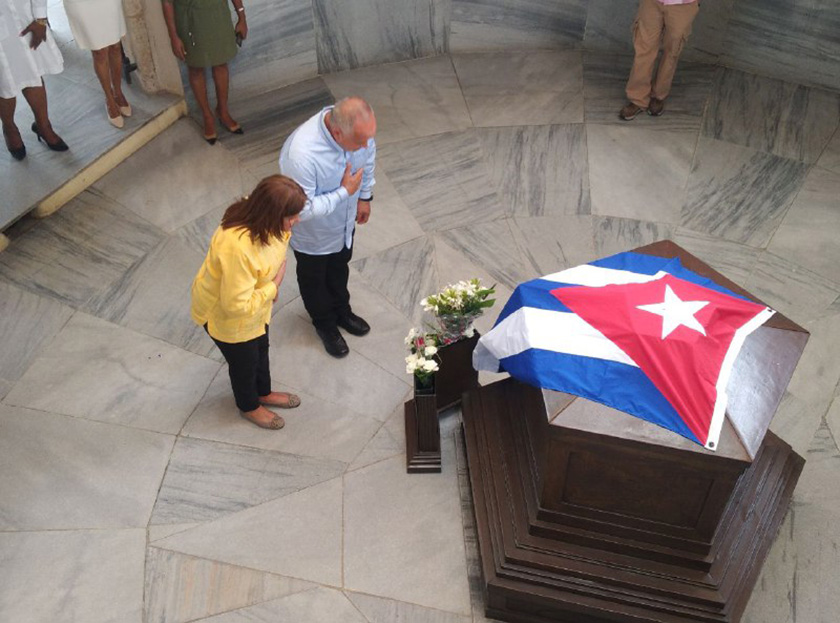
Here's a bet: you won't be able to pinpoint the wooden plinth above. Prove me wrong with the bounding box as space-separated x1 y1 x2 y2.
436 333 480 410
461 378 804 623
405 390 441 473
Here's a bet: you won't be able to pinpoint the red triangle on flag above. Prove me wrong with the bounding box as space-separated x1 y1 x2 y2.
551 274 773 449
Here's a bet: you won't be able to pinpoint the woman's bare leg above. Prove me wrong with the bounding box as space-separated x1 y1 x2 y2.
188 66 216 138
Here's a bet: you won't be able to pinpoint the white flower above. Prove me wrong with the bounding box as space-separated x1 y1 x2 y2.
464 326 475 338
404 327 418 345
422 359 439 372
424 345 437 356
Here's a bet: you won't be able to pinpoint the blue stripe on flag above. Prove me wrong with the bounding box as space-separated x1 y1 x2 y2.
500 348 701 445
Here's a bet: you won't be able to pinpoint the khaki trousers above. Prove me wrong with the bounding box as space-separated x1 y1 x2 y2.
625 0 700 108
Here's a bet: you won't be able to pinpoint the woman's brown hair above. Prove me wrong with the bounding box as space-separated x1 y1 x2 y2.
221 175 306 245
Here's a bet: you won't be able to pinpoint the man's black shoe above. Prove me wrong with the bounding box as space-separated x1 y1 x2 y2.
337 312 370 336
316 327 349 358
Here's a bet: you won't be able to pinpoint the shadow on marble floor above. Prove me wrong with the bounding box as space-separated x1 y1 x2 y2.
1 49 839 623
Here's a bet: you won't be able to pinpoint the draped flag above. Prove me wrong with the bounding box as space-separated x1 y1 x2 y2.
472 252 775 450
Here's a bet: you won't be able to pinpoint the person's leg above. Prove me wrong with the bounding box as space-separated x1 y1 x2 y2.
211 332 282 427
326 244 353 321
91 47 120 120
625 0 665 109
295 250 338 331
211 63 240 131
255 325 300 408
21 82 64 144
0 96 23 152
108 43 130 113
188 66 216 140
652 1 700 102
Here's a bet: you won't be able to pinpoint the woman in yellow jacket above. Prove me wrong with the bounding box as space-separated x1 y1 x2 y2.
191 175 305 429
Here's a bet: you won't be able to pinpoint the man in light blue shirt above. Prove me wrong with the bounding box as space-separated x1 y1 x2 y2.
279 97 376 358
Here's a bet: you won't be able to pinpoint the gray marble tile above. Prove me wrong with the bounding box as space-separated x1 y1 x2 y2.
450 0 587 52
268 310 411 421
155 478 344 585
323 56 472 146
0 189 164 307
745 253 840 325
680 138 809 247
0 73 175 230
672 228 761 285
0 529 146 623
228 0 318 101
85 236 215 358
827 395 840 451
583 0 737 63
145 548 315 623
768 392 821 459
198 587 367 623
347 405 406 472
348 592 472 623
587 124 695 223
509 215 597 275
452 51 584 126
817 128 840 174
744 423 840 622
344 452 471 615
175 204 229 257
702 68 840 163
215 77 334 173
352 169 426 261
0 379 12 401
592 216 675 258
4 313 220 434
314 0 447 73
722 0 840 92
0 282 73 381
0 405 174 529
582 52 719 132
437 219 538 290
476 125 590 217
182 364 384 463
93 120 249 234
785 311 840 428
148 523 201 543
352 235 436 323
767 166 840 285
378 130 505 231
150 437 345 525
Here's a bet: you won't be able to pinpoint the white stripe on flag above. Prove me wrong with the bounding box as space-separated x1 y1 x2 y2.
542 265 668 287
478 306 638 369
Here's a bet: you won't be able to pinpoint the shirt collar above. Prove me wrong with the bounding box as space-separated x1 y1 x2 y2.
318 106 344 153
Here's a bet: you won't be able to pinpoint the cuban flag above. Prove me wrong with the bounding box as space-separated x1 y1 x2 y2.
473 252 775 450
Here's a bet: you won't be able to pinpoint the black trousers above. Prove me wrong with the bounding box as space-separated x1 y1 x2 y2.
294 244 353 331
207 325 271 412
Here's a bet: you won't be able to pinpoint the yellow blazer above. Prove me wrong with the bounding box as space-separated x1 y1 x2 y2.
191 226 291 343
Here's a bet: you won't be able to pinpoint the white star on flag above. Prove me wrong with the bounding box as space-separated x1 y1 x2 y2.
637 284 709 339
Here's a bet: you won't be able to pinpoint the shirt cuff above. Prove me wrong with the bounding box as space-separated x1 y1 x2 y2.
359 194 373 202
336 186 349 202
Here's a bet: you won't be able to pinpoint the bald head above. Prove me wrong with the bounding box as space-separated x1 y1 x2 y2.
328 97 376 151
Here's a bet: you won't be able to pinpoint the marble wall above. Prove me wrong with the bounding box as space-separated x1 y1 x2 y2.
221 0 840 94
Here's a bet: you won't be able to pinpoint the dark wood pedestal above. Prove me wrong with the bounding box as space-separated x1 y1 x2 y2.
406 384 442 474
436 333 481 410
461 241 809 623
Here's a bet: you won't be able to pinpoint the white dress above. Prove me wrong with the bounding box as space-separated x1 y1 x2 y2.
0 0 64 98
63 0 126 51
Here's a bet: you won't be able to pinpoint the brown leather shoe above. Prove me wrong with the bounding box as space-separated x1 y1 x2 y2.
648 97 665 116
619 102 645 120
259 391 301 409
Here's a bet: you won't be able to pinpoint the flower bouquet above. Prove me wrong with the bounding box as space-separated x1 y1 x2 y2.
421 278 496 345
404 328 440 392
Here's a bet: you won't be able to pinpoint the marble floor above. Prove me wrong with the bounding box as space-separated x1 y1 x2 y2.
1 51 840 623
0 0 180 231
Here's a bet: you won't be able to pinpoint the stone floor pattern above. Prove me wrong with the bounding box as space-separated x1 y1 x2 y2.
2 50 840 623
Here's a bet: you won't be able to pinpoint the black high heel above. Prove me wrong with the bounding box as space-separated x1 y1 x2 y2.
3 130 26 161
31 122 69 152
216 108 243 134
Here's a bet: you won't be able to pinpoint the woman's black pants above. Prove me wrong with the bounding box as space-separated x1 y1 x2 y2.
207 325 270 412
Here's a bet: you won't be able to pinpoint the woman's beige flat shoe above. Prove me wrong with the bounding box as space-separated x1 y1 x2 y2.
240 408 285 430
260 392 301 409
119 104 132 117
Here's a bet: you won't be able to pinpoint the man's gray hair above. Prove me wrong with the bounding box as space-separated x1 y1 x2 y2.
331 97 374 134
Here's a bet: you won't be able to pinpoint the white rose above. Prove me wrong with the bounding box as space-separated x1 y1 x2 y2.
422 359 439 372
424 345 437 356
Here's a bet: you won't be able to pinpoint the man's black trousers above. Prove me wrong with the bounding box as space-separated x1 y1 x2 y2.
294 244 353 331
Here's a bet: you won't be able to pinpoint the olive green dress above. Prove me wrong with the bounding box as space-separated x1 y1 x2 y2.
167 0 237 68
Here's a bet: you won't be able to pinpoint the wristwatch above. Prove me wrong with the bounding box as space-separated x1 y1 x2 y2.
34 18 49 27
